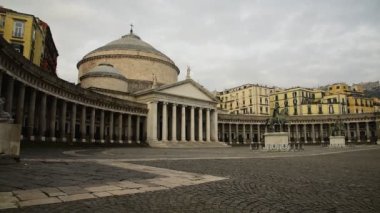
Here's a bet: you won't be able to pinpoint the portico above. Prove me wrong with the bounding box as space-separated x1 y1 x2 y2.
136 79 219 146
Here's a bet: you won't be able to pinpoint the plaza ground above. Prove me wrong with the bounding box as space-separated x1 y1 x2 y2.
1 144 380 212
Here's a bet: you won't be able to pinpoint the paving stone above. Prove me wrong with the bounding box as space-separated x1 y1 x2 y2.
109 180 146 189
40 187 66 197
0 202 18 210
93 191 113 198
14 189 47 201
84 185 122 192
58 193 95 202
18 197 61 207
1 146 380 212
108 189 141 196
58 186 88 195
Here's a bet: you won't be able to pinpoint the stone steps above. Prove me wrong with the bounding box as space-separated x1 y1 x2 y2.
148 141 230 148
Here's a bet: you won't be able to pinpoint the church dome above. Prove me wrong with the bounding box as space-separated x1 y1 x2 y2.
85 33 173 62
81 63 126 80
77 30 179 87
80 63 128 93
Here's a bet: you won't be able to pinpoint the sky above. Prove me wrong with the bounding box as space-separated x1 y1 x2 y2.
2 0 380 91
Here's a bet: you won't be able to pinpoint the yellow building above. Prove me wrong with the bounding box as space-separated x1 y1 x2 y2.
217 84 273 115
0 7 58 74
270 87 350 116
328 83 374 114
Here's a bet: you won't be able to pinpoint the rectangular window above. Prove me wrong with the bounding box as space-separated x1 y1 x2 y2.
13 20 25 38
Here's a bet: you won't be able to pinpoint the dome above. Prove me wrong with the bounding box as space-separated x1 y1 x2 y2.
85 33 173 63
77 30 179 87
80 63 127 80
80 63 128 93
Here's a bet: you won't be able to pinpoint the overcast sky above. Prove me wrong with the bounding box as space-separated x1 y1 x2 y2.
2 0 380 91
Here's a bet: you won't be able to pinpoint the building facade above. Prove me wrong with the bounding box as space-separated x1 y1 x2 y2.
217 84 273 115
0 7 58 74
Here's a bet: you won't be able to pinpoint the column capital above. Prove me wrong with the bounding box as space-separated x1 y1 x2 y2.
162 102 168 105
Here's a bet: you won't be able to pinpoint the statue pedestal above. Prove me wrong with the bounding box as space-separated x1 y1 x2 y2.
264 132 289 151
0 123 21 160
329 136 345 148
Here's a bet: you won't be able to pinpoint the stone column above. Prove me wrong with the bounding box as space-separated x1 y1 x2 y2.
116 113 122 143
198 108 203 142
190 106 195 141
287 124 291 141
242 124 246 144
70 103 77 143
211 109 218 142
365 122 370 142
147 101 158 142
49 97 57 141
90 108 96 143
15 83 25 124
228 123 232 143
303 124 307 143
80 106 86 142
257 124 261 142
235 123 239 143
295 124 299 142
221 123 225 142
356 122 360 142
39 93 47 141
136 115 141 143
320 123 324 143
206 109 211 142
59 100 67 142
109 111 114 143
0 72 2 96
127 114 132 143
346 122 351 142
311 123 316 143
171 104 177 142
5 77 14 113
181 105 186 141
249 124 253 143
100 110 105 143
27 89 37 141
162 102 168 141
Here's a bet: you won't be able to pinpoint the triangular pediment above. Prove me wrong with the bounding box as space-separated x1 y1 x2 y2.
155 80 216 102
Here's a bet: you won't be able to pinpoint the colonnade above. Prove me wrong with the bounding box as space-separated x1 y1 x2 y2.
218 121 377 144
147 101 218 142
0 71 146 144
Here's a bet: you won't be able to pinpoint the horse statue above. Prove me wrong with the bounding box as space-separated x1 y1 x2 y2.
330 119 345 136
265 103 288 132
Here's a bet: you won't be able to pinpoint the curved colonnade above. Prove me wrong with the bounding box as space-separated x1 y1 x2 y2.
0 37 147 144
218 113 380 144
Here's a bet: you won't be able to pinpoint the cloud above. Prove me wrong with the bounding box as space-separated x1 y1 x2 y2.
2 0 380 91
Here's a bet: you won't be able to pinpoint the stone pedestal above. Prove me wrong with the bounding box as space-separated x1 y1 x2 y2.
329 136 345 148
264 132 289 151
0 123 21 159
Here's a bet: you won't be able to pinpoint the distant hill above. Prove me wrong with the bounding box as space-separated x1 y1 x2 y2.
364 87 380 98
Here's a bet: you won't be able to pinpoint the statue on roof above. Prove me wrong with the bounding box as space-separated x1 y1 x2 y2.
186 66 191 79
152 73 158 88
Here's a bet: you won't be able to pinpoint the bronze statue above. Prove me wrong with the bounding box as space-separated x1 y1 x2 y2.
265 103 288 132
330 118 345 136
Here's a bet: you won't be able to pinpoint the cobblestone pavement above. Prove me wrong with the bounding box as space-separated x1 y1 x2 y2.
1 145 379 212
